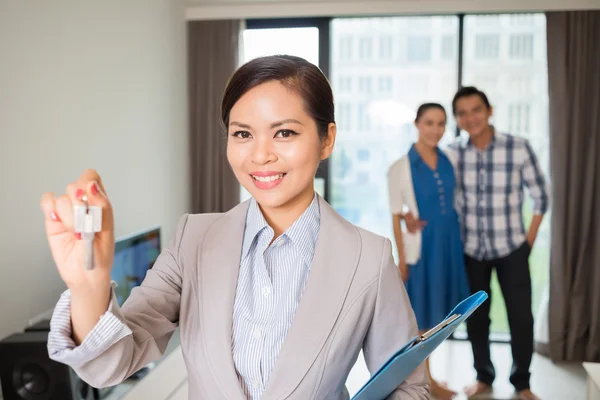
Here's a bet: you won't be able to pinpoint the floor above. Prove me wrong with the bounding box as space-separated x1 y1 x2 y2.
346 340 587 400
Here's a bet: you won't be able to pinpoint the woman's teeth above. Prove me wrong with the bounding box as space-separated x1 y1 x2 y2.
252 174 284 182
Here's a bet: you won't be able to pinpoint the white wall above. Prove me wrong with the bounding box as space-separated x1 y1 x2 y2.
186 0 600 20
0 1 189 340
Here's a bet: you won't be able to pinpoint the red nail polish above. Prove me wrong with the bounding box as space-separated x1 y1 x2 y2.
75 233 82 240
75 189 84 199
91 182 99 196
50 211 60 222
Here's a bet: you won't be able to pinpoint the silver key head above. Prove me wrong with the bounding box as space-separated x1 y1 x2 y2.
74 205 103 233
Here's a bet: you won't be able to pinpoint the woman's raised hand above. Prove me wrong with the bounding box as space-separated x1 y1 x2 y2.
40 169 115 291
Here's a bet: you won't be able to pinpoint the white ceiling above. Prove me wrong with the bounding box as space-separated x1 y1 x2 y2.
187 0 359 3
186 0 600 20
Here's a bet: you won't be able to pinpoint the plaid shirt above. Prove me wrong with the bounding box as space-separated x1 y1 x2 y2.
448 131 550 260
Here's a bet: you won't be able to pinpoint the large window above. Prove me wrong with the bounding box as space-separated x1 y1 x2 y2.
242 13 550 338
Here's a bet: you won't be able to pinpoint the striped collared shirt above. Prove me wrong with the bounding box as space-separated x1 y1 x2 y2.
232 195 320 399
449 131 549 260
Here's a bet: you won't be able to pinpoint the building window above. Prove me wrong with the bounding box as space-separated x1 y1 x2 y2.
338 76 352 92
337 103 353 129
379 36 393 60
508 103 531 134
378 76 393 93
358 76 372 93
475 34 500 59
339 37 353 60
407 36 432 62
441 35 455 60
509 34 534 59
356 171 370 184
359 37 372 60
357 149 370 162
357 103 371 132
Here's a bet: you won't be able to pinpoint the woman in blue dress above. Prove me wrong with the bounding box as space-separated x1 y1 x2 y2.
387 103 470 399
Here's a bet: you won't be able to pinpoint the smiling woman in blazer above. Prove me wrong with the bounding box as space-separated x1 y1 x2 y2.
40 55 429 399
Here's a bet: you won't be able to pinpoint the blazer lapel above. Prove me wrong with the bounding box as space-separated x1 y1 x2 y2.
199 201 249 400
262 196 362 400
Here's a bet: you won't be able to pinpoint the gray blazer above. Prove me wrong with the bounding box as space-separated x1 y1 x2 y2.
73 196 429 399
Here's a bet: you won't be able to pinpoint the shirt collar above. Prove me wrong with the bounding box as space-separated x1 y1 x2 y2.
284 194 321 267
408 144 444 166
408 144 421 165
241 194 321 267
466 125 499 150
241 198 270 259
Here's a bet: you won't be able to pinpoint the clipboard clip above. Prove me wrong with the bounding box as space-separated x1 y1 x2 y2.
413 313 462 345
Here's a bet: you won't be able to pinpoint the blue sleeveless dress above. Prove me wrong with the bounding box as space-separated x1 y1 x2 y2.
405 145 470 331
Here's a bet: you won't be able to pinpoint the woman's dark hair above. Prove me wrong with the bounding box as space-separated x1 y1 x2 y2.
451 86 491 115
221 55 334 140
415 103 446 122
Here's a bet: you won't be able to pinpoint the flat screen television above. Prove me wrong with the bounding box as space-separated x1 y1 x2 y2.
111 226 161 307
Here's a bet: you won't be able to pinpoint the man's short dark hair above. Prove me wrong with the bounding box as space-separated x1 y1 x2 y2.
452 86 491 115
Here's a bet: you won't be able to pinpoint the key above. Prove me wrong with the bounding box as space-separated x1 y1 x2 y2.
74 195 102 270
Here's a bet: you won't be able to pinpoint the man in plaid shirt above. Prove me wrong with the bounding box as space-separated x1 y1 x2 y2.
404 86 548 399
450 87 549 399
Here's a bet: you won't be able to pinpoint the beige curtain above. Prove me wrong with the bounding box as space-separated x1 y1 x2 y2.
546 10 600 362
188 20 242 213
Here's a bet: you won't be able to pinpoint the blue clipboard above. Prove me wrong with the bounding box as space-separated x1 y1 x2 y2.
351 291 488 400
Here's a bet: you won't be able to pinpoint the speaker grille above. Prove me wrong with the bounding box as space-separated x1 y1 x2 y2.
18 363 50 395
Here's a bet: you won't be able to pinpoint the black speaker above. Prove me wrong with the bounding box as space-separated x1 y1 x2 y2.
0 331 95 400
